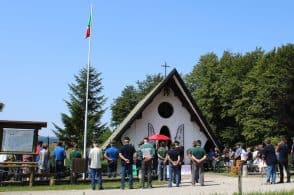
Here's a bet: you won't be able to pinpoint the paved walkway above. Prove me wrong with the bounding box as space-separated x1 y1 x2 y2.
1 173 294 195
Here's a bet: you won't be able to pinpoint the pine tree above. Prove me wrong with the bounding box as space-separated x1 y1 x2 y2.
53 66 107 148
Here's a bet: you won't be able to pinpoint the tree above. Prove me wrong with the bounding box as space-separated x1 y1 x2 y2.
53 66 107 148
222 49 264 145
111 74 163 127
185 53 222 139
185 50 263 145
111 85 140 127
0 102 4 112
185 44 294 146
136 74 163 98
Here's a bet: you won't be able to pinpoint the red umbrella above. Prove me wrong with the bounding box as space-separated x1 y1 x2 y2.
148 133 171 141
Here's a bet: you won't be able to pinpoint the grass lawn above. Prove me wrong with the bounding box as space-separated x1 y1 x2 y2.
233 190 294 195
0 180 166 192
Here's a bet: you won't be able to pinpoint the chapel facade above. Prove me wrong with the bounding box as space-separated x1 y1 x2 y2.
103 69 219 164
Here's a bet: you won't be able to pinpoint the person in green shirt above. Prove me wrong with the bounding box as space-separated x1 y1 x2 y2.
187 141 197 184
69 143 82 183
157 141 167 181
139 137 155 188
189 140 207 186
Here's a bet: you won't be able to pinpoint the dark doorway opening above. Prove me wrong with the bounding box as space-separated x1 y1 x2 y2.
160 126 171 148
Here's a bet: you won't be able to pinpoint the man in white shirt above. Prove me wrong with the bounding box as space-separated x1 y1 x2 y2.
89 143 103 190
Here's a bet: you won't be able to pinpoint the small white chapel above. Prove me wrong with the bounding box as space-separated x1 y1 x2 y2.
103 69 219 164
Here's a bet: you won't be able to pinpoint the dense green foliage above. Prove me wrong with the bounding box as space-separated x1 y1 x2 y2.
111 74 163 127
0 180 166 191
185 44 294 146
53 66 107 148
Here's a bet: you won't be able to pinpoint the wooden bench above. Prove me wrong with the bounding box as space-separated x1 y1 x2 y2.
20 172 56 186
0 161 37 187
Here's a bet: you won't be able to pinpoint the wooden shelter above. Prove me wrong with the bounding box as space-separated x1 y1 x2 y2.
0 120 47 186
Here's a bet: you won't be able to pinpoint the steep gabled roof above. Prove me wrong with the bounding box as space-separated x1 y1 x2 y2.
0 120 47 129
102 69 219 149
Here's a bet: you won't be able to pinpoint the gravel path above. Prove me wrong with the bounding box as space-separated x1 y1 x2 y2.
1 173 294 195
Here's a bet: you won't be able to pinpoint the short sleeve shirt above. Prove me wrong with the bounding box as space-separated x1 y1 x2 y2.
89 147 103 169
105 146 119 161
190 146 206 159
157 146 167 158
167 148 180 161
120 144 136 165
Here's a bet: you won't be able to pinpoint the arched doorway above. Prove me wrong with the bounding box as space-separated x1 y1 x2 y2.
160 125 171 148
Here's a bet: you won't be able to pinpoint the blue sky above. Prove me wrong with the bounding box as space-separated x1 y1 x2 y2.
0 1 293 137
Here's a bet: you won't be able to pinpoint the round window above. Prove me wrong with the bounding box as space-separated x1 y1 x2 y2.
158 102 173 118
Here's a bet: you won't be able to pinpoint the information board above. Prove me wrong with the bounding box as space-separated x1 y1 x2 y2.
2 128 34 152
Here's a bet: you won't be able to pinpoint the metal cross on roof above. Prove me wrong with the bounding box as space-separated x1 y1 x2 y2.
161 62 170 78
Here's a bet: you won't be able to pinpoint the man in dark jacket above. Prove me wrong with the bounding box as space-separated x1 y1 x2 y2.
277 137 290 183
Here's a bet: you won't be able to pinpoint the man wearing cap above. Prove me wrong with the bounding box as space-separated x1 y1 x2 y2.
104 141 119 178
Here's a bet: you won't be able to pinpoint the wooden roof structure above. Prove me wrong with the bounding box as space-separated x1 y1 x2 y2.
0 120 47 129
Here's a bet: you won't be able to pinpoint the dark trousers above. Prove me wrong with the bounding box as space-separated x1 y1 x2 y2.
278 161 290 182
107 161 117 177
141 159 152 188
55 160 64 179
191 163 204 186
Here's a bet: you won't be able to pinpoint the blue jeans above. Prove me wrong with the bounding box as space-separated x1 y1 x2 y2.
157 159 167 180
121 164 133 189
90 168 102 189
168 164 180 187
265 165 276 184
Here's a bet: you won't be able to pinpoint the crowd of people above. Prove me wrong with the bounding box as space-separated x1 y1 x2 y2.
100 136 207 189
1 136 294 190
207 137 293 185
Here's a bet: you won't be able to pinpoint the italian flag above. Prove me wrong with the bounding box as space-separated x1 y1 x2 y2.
85 13 92 39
